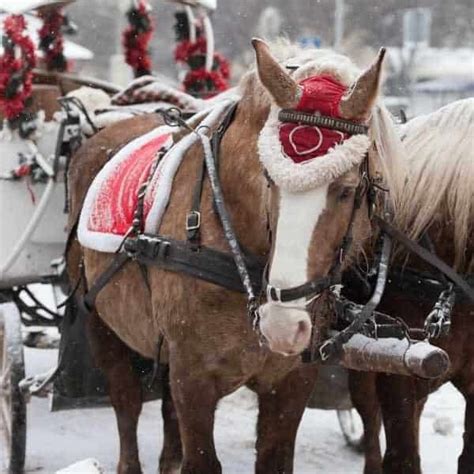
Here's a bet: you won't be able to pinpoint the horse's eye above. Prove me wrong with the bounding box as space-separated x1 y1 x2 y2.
338 187 354 201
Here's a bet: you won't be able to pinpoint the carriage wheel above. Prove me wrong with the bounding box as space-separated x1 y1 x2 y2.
337 409 364 452
0 303 27 474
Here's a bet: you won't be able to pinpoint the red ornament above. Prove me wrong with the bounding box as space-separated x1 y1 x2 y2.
0 15 36 122
123 1 154 77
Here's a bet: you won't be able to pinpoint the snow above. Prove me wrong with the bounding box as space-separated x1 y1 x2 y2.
23 347 464 474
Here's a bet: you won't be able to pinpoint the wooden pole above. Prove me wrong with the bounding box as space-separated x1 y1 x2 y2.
339 334 450 379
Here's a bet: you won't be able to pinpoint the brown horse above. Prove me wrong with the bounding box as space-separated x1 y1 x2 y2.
256 39 474 474
346 100 474 474
65 41 365 473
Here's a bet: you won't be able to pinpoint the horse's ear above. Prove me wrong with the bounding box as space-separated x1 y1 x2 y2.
252 38 301 109
339 47 386 121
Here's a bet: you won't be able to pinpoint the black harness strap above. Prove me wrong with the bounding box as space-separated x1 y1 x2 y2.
186 155 206 247
374 216 474 303
316 229 392 361
82 252 131 311
124 234 264 294
186 103 238 248
265 162 369 304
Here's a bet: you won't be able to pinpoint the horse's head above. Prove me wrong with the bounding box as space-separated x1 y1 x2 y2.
253 39 386 355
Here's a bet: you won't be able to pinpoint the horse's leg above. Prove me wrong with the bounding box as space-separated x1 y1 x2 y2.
452 377 474 474
86 310 143 474
458 394 474 474
253 364 318 474
348 370 382 474
169 353 222 474
376 374 421 474
159 365 183 474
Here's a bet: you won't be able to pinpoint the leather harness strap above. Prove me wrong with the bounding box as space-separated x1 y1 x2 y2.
186 155 206 248
374 216 474 303
124 234 264 294
186 103 238 248
264 159 370 304
82 252 131 311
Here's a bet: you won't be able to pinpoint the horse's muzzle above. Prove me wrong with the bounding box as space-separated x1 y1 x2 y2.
258 302 312 356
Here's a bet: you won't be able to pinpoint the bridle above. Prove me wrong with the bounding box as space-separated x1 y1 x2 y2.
261 109 375 306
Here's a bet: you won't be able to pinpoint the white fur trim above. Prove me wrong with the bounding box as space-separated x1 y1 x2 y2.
292 53 360 86
144 101 234 233
258 106 370 192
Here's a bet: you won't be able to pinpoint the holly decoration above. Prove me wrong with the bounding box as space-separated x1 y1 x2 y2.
173 12 230 99
123 0 154 78
0 15 36 127
38 7 68 72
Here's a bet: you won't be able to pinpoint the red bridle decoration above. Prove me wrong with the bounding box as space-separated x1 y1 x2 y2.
38 7 68 72
123 0 154 78
279 75 350 163
0 15 36 123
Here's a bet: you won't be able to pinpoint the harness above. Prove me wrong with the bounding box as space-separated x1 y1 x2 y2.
80 102 474 365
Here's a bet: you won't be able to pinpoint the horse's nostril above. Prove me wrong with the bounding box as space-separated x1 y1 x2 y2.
297 320 307 333
293 319 310 346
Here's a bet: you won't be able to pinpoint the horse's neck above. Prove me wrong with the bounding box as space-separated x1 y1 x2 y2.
217 104 269 256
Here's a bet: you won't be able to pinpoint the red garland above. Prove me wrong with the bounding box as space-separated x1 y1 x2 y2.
123 1 154 77
213 52 230 80
174 36 207 63
183 69 228 98
0 15 36 122
38 8 68 72
175 35 231 97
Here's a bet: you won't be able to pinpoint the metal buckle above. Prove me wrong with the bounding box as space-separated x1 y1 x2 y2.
266 285 281 303
319 340 333 362
186 211 201 231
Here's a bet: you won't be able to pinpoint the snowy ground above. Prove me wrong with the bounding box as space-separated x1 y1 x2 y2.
22 346 464 474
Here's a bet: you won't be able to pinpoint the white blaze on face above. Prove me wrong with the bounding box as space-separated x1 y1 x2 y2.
259 185 329 355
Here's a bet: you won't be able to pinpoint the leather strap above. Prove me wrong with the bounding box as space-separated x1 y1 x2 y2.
124 234 264 294
186 154 206 247
374 216 474 302
279 109 369 135
82 252 130 311
264 168 368 304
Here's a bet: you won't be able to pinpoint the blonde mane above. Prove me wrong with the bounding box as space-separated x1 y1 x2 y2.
238 43 472 269
395 99 474 270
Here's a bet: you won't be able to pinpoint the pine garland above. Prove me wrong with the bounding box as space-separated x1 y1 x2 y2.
174 12 231 98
